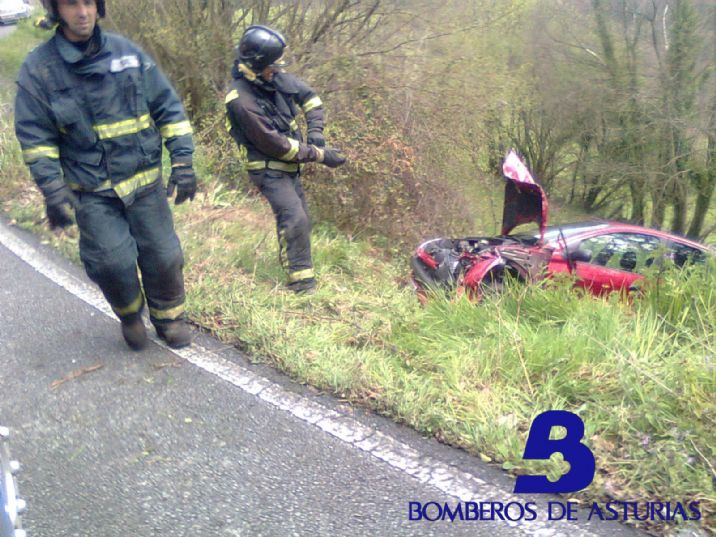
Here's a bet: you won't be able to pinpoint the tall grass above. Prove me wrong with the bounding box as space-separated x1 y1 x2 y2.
176 191 715 533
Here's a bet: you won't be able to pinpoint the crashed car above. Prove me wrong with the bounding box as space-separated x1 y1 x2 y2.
411 151 712 301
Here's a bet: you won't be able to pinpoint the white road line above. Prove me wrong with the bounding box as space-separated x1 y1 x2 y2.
0 222 600 536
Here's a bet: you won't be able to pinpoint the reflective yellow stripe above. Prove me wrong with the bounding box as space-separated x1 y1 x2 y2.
238 63 257 81
279 138 300 160
159 120 193 138
302 96 322 113
113 167 160 198
66 179 112 192
289 119 298 131
246 160 300 173
288 268 315 283
22 145 59 163
149 303 185 321
94 114 152 140
112 293 144 317
67 169 157 195
225 89 240 104
225 115 232 133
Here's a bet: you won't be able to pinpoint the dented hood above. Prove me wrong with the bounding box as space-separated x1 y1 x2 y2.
501 150 549 242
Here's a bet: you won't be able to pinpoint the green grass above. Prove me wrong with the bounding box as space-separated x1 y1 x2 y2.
177 192 715 534
0 17 45 91
1 25 714 536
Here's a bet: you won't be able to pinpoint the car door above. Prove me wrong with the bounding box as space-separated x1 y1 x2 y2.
565 232 663 296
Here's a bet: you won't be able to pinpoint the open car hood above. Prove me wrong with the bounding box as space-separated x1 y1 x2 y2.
501 150 548 242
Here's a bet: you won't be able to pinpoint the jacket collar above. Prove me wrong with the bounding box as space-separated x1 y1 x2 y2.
54 24 106 64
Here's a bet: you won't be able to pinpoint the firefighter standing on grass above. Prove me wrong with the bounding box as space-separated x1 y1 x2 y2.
14 0 197 350
225 25 346 294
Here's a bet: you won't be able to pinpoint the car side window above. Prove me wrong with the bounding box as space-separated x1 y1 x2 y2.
669 242 706 268
578 233 663 273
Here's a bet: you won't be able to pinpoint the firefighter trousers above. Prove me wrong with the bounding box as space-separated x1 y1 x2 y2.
250 169 314 284
74 181 186 325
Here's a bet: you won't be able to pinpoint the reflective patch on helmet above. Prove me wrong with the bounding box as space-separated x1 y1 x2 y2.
110 55 140 73
225 89 240 104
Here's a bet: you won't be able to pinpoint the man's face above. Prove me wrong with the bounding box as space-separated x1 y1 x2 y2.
56 0 97 42
260 66 278 82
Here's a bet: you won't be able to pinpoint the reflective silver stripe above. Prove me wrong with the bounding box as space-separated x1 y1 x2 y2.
225 89 240 103
113 167 161 198
279 138 300 160
159 120 193 138
246 160 300 173
22 145 59 163
112 292 144 317
302 96 322 113
94 114 152 140
288 268 314 283
149 303 185 321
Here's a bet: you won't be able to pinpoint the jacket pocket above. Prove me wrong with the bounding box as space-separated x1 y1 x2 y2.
104 137 139 180
116 68 146 116
51 94 97 149
137 127 161 166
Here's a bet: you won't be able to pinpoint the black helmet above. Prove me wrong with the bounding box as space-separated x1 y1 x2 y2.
237 25 287 72
41 0 106 22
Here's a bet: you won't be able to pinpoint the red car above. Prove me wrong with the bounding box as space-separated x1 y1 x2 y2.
411 151 713 301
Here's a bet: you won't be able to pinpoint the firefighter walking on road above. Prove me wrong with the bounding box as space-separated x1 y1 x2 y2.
14 0 198 350
225 25 346 294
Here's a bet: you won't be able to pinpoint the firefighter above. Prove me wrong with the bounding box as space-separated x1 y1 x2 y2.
225 25 346 294
14 0 197 350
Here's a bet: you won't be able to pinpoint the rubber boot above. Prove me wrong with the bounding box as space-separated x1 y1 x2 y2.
287 278 317 295
155 320 192 349
121 315 148 351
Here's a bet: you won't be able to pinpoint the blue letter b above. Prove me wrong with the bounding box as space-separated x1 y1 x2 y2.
514 411 595 493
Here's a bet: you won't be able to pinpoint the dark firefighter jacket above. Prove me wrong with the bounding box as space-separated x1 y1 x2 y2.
14 25 193 205
225 64 325 174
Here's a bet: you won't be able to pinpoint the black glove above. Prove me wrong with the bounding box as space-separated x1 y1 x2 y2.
319 147 346 168
307 130 325 147
45 186 78 229
167 164 197 205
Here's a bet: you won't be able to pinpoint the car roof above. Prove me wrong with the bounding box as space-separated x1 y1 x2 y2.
535 220 710 250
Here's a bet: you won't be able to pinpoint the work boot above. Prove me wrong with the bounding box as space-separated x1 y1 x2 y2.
287 278 317 295
121 316 148 351
155 320 192 349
